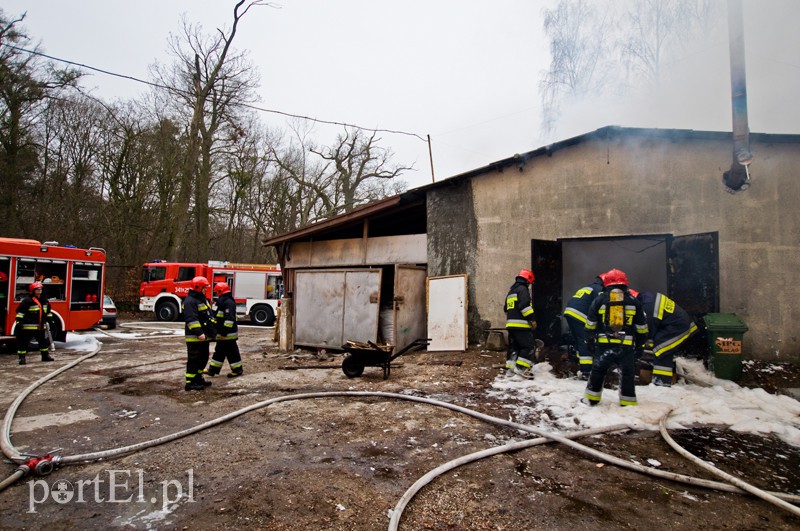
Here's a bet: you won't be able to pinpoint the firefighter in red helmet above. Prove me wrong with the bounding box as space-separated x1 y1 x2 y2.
563 272 609 379
205 282 243 378
583 269 648 406
15 282 56 364
182 276 216 391
504 268 539 379
0 271 8 329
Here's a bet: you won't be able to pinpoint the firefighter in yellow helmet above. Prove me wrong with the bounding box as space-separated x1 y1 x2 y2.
504 268 538 380
583 269 648 406
15 282 56 365
183 276 216 391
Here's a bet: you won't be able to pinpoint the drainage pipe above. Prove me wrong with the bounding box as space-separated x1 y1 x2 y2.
659 409 800 518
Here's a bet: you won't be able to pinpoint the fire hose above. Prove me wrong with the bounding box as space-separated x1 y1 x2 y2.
1 328 799 524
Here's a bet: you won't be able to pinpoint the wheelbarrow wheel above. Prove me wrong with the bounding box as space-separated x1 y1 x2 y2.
342 355 365 378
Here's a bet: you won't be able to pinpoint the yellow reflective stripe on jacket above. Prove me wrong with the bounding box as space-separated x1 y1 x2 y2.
654 293 675 320
520 305 534 318
563 308 588 324
505 294 518 311
653 322 699 357
506 319 532 329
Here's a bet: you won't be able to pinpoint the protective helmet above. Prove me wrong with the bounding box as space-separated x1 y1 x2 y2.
628 288 639 298
214 282 231 296
517 269 535 283
0 272 7 282
191 276 210 291
29 281 44 292
602 269 628 287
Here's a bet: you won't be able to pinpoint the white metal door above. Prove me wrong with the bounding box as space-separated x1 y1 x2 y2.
427 274 468 351
294 269 380 348
393 265 427 352
342 270 381 344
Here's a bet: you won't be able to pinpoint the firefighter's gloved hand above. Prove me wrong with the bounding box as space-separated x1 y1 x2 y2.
529 320 537 330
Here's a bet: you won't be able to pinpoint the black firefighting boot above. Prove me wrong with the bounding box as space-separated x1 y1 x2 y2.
41 351 55 362
227 368 243 378
18 354 26 365
184 375 212 391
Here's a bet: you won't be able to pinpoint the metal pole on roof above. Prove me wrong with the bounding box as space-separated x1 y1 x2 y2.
427 134 436 183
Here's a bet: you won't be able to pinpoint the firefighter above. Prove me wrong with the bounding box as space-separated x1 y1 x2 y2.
563 273 607 379
583 269 648 406
183 276 216 391
504 268 537 379
634 290 698 386
15 281 56 365
206 282 243 378
0 271 8 326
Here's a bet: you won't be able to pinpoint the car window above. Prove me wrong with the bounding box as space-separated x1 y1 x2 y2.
104 295 113 305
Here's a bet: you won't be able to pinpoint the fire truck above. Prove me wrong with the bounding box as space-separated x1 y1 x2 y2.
0 237 106 343
139 260 283 326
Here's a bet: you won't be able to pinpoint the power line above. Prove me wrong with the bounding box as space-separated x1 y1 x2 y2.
1 43 428 142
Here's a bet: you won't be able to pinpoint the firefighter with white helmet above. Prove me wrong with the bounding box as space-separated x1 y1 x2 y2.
583 269 648 406
504 268 538 379
205 281 243 378
182 276 216 391
15 281 56 365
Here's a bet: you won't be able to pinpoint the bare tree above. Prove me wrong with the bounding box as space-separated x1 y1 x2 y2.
311 127 411 217
539 0 725 136
151 0 265 262
0 10 81 235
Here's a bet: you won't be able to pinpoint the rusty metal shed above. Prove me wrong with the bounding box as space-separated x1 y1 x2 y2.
266 126 800 362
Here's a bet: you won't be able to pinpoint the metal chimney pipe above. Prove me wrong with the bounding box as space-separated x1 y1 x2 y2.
723 0 752 192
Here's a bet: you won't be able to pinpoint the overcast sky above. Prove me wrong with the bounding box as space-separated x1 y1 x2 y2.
2 0 799 190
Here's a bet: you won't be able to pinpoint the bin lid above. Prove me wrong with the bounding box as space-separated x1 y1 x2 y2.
702 312 749 332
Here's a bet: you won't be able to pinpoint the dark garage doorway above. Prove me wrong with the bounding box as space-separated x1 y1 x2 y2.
532 233 719 346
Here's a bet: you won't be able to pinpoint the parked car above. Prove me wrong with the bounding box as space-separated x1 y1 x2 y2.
101 295 117 329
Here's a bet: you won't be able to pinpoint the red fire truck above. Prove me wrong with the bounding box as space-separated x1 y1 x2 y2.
0 237 107 343
139 260 282 325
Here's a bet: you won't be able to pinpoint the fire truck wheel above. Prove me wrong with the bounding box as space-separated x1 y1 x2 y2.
342 355 365 378
156 300 180 322
249 305 275 326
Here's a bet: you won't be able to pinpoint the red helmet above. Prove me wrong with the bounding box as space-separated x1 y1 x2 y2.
628 288 639 298
602 269 628 287
214 282 231 296
29 281 44 292
517 269 535 283
191 276 210 291
0 272 7 282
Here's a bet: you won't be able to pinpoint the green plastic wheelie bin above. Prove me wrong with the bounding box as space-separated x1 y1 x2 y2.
702 313 748 381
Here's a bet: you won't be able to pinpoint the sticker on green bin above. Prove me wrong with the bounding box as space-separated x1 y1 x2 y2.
714 336 743 354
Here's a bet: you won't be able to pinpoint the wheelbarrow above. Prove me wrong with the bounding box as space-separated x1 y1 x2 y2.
341 338 431 380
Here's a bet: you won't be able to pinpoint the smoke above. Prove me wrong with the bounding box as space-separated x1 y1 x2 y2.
542 0 800 144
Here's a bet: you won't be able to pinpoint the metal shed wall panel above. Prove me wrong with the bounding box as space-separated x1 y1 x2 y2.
286 234 426 268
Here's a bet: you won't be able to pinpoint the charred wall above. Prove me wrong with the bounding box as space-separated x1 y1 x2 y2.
426 180 488 344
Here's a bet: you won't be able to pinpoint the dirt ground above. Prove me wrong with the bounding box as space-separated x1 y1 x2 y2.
0 319 798 530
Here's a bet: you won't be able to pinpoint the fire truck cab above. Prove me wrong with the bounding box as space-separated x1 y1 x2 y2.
139 260 282 325
0 238 106 343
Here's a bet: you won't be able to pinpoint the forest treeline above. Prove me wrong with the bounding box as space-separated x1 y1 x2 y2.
0 4 411 302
